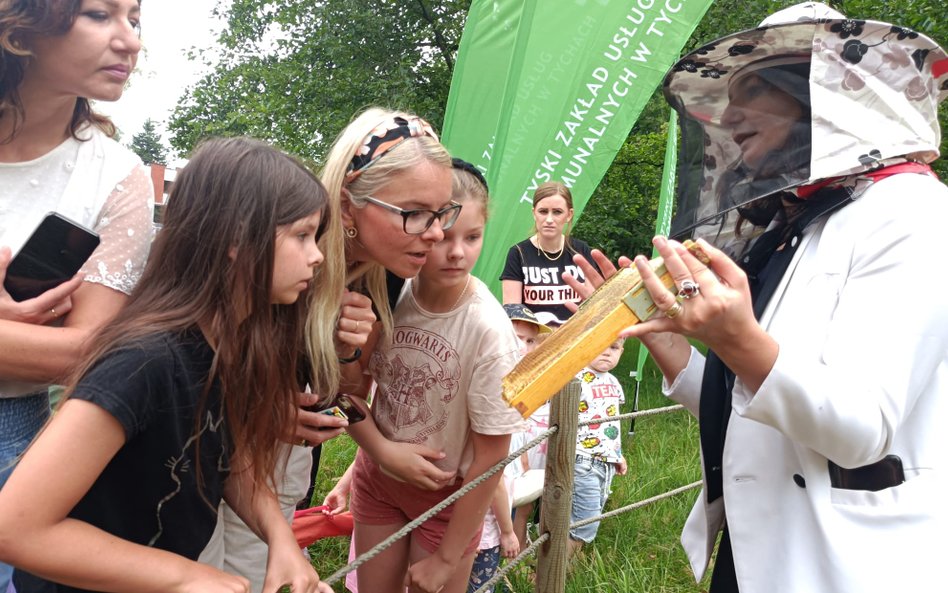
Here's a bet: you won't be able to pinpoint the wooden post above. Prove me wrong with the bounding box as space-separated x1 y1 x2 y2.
536 378 580 593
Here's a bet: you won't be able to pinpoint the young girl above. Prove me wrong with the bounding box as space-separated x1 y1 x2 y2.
0 137 333 593
345 160 525 593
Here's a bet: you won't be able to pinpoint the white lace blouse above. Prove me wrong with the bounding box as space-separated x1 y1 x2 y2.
0 125 153 397
0 126 153 296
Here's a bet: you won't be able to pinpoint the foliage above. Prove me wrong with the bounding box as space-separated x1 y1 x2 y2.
169 0 947 203
128 118 168 165
168 0 470 160
573 126 668 260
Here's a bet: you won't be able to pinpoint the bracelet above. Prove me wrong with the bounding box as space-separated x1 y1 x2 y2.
338 347 362 364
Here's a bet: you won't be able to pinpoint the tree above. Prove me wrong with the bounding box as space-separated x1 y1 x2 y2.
169 0 947 255
129 118 169 165
168 0 470 160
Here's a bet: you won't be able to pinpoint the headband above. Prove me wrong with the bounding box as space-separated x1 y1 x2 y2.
345 116 438 184
451 157 489 192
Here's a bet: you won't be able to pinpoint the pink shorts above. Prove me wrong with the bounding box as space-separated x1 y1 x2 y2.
349 449 481 555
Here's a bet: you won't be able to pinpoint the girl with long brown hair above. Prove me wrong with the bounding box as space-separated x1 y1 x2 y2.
0 137 334 593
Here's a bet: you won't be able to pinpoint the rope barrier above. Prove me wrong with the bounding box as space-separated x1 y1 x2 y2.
468 480 702 593
471 532 550 593
322 403 689 587
575 403 684 428
569 480 702 529
322 426 559 586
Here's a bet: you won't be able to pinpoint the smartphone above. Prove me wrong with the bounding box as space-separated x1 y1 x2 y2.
335 394 366 424
303 394 367 429
828 454 905 492
319 406 349 421
3 212 100 302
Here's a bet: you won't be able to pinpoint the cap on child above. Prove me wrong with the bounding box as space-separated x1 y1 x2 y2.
503 303 553 334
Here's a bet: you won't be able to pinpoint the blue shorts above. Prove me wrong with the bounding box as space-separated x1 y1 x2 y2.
467 545 500 593
569 454 615 543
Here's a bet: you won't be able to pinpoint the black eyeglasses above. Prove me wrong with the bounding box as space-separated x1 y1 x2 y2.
363 196 463 235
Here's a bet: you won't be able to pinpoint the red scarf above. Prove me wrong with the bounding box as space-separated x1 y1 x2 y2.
795 162 937 200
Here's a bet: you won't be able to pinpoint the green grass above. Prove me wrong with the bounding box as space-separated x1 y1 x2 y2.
307 343 712 592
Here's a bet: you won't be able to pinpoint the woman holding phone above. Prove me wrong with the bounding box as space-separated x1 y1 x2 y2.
0 1 152 588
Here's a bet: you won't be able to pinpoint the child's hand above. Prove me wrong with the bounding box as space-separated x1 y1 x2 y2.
404 552 457 593
262 537 332 593
322 476 351 515
615 457 628 476
379 441 455 490
500 530 521 558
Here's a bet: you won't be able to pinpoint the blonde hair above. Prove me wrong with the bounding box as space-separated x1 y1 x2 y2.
309 107 451 385
451 164 489 218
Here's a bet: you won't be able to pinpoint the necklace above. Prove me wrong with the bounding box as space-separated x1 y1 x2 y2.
449 275 472 311
414 274 472 313
535 235 565 262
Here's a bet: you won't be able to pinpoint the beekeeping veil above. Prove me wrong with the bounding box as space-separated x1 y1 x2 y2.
663 2 948 255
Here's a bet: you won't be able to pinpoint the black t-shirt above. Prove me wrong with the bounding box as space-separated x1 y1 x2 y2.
58 329 229 593
499 237 596 323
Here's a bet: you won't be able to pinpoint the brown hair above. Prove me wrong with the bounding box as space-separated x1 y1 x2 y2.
530 180 577 253
0 0 121 143
67 136 330 492
531 181 573 209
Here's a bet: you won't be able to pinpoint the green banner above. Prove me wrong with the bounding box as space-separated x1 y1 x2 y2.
442 0 712 294
635 108 678 386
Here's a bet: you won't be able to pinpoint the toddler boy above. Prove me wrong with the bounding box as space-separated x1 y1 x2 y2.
569 339 628 560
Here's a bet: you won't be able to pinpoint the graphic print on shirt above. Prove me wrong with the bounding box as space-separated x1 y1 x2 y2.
149 410 225 546
521 263 586 309
576 370 624 459
372 326 461 442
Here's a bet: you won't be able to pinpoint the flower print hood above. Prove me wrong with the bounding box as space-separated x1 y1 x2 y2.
662 1 948 249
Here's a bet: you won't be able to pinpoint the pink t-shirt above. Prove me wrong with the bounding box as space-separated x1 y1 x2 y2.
369 277 526 479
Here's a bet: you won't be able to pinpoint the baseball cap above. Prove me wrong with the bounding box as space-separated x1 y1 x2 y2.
503 304 553 334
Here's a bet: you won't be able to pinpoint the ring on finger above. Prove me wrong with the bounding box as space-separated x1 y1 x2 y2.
664 300 683 319
676 279 700 301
